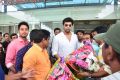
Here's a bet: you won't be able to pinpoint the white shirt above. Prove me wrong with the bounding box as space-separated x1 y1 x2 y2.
77 41 84 49
52 32 78 58
101 71 120 80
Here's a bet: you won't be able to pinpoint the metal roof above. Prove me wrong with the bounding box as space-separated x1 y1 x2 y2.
1 0 114 11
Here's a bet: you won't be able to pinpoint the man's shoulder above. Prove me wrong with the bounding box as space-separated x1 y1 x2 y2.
25 45 37 54
2 41 5 44
11 38 19 43
56 32 63 37
8 39 18 46
71 32 78 40
71 32 77 36
2 41 8 45
54 32 63 39
20 43 31 50
17 43 32 55
23 47 34 58
24 45 40 59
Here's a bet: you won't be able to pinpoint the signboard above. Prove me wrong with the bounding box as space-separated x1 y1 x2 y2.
5 0 44 5
4 0 72 5
5 0 71 5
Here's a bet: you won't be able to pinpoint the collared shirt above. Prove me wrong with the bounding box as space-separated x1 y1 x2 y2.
23 43 51 80
52 32 78 59
5 37 29 68
77 41 84 49
101 71 120 80
15 42 32 72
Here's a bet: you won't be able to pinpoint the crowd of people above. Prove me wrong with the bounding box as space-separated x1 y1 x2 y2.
0 17 120 80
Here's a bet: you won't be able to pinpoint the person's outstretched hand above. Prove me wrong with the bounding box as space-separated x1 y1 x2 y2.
6 69 34 80
22 69 34 78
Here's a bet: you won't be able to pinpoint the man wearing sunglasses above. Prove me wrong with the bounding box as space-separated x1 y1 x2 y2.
52 17 78 59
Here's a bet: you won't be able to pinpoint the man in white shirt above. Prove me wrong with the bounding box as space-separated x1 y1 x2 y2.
76 30 84 48
48 28 61 64
52 17 78 59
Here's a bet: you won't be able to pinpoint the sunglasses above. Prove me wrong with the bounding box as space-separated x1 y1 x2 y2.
64 24 72 27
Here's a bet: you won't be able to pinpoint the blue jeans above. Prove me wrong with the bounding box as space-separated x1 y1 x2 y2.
0 65 5 80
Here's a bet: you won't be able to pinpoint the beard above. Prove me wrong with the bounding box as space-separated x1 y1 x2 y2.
20 35 27 38
65 29 70 33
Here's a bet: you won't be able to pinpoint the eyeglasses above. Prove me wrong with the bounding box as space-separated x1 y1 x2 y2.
64 24 72 27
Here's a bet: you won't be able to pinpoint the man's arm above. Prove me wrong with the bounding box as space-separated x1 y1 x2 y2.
5 42 16 73
76 68 109 78
52 36 59 59
90 70 108 78
89 63 111 78
5 69 34 80
9 66 16 73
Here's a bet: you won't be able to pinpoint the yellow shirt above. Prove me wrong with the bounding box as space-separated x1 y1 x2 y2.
23 44 51 80
97 45 104 64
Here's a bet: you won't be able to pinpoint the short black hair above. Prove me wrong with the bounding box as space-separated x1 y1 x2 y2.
3 33 9 37
84 33 90 35
62 17 74 25
10 33 18 39
18 21 29 30
33 29 50 43
94 26 108 34
0 32 2 35
76 30 84 34
54 28 61 33
84 33 92 39
30 29 39 42
91 29 97 33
